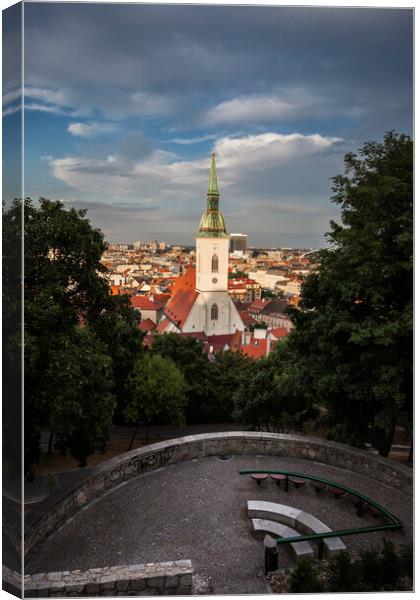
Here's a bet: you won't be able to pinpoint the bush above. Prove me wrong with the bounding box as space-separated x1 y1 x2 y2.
288 558 325 593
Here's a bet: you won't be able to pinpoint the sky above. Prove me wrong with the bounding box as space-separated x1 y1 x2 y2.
3 3 413 247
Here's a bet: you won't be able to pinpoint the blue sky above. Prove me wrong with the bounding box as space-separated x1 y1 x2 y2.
3 3 413 246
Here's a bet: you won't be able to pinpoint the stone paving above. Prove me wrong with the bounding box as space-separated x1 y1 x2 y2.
26 455 412 595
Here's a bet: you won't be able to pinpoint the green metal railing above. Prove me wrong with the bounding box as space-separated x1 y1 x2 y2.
240 469 402 556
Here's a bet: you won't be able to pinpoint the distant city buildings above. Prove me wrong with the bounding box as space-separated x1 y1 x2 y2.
100 161 319 359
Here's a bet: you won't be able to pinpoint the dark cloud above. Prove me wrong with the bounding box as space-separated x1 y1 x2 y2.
24 5 412 135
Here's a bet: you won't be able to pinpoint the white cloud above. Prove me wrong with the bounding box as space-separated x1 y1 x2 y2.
171 134 218 145
68 121 121 137
203 90 365 126
214 132 342 171
25 86 70 106
205 94 298 125
25 102 67 115
49 131 342 198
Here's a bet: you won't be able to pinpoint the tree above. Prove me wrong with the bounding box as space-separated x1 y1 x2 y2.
208 351 253 422
233 342 316 432
41 327 115 467
22 197 143 475
288 132 412 456
124 352 187 449
151 333 213 423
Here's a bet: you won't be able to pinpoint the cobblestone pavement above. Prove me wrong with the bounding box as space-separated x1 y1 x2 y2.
26 455 413 595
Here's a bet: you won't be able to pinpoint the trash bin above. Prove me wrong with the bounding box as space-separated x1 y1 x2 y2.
264 535 278 574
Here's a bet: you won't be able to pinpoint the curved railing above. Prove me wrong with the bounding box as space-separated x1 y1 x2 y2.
240 469 402 553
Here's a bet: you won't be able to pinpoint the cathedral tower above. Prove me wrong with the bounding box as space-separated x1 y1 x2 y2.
161 153 244 336
193 153 244 335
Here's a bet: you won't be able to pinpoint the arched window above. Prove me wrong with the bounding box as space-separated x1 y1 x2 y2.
211 254 219 272
211 303 218 320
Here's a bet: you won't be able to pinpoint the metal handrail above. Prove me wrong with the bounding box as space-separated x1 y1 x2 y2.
240 468 403 547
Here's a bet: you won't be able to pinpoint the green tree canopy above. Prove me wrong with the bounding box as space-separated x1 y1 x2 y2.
151 333 213 423
124 352 187 448
233 342 316 432
41 327 115 467
22 197 143 475
288 131 412 456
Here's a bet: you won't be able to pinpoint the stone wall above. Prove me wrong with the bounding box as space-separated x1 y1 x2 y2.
25 432 413 558
3 565 22 597
21 560 193 597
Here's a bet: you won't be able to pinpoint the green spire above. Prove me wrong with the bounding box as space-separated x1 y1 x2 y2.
208 152 219 195
197 153 228 238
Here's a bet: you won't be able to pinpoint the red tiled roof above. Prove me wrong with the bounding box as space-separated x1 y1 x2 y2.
228 329 242 352
130 296 164 311
238 311 256 326
206 334 235 352
164 267 198 329
138 318 157 332
240 338 268 359
249 299 270 312
153 293 171 304
269 326 288 339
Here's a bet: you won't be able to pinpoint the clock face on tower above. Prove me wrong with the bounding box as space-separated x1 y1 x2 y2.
212 278 218 284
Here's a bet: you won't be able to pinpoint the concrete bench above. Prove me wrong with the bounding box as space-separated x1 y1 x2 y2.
247 500 346 558
247 500 302 528
252 518 314 559
297 512 346 557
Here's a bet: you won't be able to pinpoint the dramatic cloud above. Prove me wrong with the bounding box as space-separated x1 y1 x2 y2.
17 4 412 245
47 131 344 244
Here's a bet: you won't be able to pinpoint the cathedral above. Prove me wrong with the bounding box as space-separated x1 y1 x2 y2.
158 153 245 336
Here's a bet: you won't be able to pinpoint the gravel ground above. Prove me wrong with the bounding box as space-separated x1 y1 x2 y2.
26 455 412 595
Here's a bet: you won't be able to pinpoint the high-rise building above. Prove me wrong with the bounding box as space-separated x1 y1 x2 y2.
158 154 244 335
230 233 247 253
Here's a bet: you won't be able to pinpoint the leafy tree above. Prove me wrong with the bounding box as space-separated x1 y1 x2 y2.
208 351 253 421
233 341 316 432
288 132 412 456
89 293 144 420
124 352 187 449
41 327 115 467
151 333 213 423
22 197 142 475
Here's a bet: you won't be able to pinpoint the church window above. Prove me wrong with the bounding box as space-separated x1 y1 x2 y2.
211 303 218 320
211 254 219 272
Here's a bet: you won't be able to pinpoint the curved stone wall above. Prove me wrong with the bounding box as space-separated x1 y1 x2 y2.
25 432 412 557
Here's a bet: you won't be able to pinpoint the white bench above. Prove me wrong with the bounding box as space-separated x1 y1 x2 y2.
247 500 302 527
247 500 346 557
297 512 346 557
252 518 314 559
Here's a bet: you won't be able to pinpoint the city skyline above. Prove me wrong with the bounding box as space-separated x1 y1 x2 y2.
3 4 413 246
